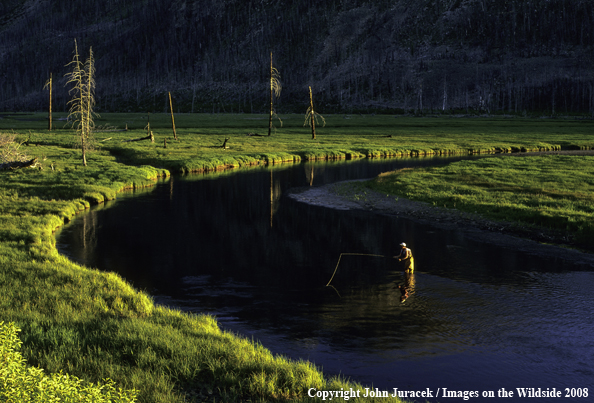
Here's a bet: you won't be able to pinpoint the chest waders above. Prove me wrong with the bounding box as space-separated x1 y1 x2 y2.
401 248 414 273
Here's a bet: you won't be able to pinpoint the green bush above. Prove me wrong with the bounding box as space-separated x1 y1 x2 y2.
0 321 137 403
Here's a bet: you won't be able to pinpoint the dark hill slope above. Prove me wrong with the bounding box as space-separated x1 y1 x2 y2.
1 0 593 114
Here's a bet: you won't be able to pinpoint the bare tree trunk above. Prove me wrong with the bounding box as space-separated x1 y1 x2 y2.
551 81 557 116
191 73 197 113
169 92 178 140
83 50 93 168
48 73 52 131
81 135 87 166
268 52 273 137
66 40 95 167
309 86 316 140
442 77 447 112
590 83 594 117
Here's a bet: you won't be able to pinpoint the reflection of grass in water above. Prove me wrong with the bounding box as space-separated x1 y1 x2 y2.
367 155 594 248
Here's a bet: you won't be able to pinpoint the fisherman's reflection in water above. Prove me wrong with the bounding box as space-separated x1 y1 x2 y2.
399 270 415 302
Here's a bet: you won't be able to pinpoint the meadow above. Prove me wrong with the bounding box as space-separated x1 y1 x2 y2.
3 112 594 173
1 112 594 402
365 155 594 249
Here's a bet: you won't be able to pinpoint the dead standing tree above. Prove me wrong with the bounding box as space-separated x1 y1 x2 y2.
65 40 96 166
169 92 178 140
304 86 325 140
268 52 282 136
43 73 52 131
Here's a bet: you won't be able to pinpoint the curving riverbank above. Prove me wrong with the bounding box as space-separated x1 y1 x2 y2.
0 152 408 403
3 114 594 402
288 170 594 269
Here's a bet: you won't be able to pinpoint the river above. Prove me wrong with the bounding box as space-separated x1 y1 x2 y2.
55 157 594 402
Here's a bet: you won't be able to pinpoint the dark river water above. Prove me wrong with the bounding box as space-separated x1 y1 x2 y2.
55 157 594 402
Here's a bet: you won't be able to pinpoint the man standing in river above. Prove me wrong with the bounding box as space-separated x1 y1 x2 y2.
395 242 414 273
395 242 415 302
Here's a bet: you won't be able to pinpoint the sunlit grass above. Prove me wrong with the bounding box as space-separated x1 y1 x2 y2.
1 322 138 403
4 113 594 174
1 113 593 401
0 114 423 402
366 155 594 248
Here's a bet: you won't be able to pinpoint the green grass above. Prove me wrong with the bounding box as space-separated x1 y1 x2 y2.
1 113 594 402
1 321 138 402
366 155 594 249
4 113 594 174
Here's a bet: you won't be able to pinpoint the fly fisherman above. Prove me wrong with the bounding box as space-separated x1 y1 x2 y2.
394 242 415 302
394 242 414 273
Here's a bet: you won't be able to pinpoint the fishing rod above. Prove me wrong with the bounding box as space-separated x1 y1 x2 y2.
326 253 386 287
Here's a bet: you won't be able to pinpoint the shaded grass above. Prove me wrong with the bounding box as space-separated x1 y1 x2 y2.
366 155 594 249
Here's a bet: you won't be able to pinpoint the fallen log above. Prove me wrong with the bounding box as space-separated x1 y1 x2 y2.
0 157 38 170
122 132 154 143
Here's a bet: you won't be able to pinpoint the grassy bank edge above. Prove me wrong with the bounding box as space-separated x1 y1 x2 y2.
1 155 410 403
110 142 571 175
361 155 594 252
4 114 594 402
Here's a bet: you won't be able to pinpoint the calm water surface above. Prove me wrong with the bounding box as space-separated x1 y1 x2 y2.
56 158 594 401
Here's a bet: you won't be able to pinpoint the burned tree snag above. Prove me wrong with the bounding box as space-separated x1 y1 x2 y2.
309 87 316 140
169 92 178 141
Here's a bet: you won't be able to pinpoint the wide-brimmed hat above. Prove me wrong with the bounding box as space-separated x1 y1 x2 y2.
399 242 406 247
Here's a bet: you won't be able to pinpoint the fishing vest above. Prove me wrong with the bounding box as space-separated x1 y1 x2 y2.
401 248 412 260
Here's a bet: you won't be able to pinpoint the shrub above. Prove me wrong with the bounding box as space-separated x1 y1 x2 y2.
0 321 137 403
0 133 30 167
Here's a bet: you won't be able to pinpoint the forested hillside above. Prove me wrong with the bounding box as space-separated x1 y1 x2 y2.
1 0 593 114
